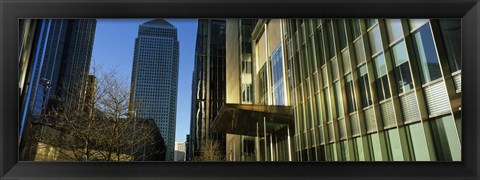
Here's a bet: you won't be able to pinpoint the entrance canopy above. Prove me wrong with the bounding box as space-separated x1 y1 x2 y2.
210 104 293 137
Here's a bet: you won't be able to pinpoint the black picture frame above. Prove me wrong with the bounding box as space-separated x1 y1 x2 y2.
1 0 479 179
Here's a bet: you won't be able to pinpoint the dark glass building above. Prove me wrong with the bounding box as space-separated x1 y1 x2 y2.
188 19 227 160
19 19 97 160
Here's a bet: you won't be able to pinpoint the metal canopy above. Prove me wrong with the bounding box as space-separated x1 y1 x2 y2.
210 104 293 137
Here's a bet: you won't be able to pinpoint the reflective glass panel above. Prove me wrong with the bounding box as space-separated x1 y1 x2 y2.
334 81 344 117
391 41 413 93
345 74 356 113
354 38 366 65
342 50 351 73
439 19 461 72
387 129 404 161
412 23 441 84
369 26 383 55
430 115 461 161
374 54 391 100
337 19 348 50
408 123 431 161
351 19 362 39
409 19 429 31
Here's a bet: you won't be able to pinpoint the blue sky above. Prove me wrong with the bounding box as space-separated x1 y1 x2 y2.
91 19 198 142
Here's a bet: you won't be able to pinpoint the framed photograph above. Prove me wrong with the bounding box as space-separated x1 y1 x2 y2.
1 0 479 179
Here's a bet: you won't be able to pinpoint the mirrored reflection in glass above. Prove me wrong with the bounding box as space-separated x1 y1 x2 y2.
412 23 441 84
391 40 413 93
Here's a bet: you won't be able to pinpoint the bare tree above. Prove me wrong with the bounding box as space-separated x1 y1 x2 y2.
24 66 166 161
195 138 224 161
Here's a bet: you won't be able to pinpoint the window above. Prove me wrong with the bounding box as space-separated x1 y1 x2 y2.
385 19 404 44
308 36 318 70
341 50 351 73
351 19 362 39
368 25 383 55
366 19 377 29
337 19 348 50
354 38 366 65
354 137 365 161
315 28 326 66
387 128 404 161
439 19 461 72
322 66 329 87
358 65 372 107
345 74 356 113
430 115 461 161
325 20 336 59
409 19 429 31
412 23 441 84
374 54 391 100
368 133 383 161
331 58 339 80
407 122 431 161
324 87 332 122
315 93 323 124
391 40 413 93
334 81 344 117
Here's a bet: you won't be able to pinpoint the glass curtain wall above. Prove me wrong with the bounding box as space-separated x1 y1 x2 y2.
284 19 461 161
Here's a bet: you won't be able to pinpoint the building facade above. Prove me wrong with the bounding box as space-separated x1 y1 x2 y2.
212 18 461 162
129 19 179 161
218 19 294 162
284 19 461 161
174 142 186 161
188 19 227 161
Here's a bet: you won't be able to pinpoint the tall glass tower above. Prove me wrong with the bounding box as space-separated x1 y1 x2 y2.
130 19 179 161
19 19 97 160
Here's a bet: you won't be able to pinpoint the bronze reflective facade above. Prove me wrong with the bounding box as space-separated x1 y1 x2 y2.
188 19 227 160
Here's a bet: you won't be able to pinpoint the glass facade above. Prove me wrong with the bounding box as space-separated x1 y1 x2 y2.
272 45 286 105
18 19 97 160
412 23 442 84
283 19 461 161
189 19 227 161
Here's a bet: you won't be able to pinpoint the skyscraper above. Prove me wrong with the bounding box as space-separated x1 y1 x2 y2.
19 19 97 160
188 19 227 160
129 19 179 161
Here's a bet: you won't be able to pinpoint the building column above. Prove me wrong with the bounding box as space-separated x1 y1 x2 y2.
287 124 293 161
256 122 260 161
264 116 268 161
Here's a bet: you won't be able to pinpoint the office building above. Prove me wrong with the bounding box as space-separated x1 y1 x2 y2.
283 19 461 161
188 19 227 161
212 19 461 161
213 19 293 161
129 19 179 161
174 142 186 161
19 19 97 160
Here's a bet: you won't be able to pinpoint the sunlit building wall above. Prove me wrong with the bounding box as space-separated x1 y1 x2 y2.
174 142 186 161
222 19 294 161
225 19 258 161
283 19 461 161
